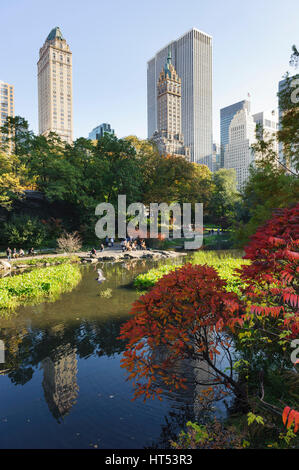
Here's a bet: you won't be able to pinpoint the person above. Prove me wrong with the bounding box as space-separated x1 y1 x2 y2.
121 239 126 252
90 247 97 257
141 240 146 250
217 228 220 235
6 247 11 261
137 237 142 250
100 244 104 252
28 247 34 256
105 235 109 246
110 237 114 247
12 248 17 259
19 248 24 257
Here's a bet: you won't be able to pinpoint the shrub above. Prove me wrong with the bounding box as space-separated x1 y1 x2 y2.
2 215 47 248
119 263 245 403
57 231 82 253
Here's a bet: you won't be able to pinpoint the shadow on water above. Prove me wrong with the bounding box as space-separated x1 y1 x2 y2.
0 256 229 449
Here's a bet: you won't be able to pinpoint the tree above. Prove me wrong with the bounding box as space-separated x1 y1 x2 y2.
0 116 33 156
0 152 26 209
119 263 246 404
277 45 299 173
209 168 240 228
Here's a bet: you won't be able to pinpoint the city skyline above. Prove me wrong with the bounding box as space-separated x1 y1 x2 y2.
1 0 297 142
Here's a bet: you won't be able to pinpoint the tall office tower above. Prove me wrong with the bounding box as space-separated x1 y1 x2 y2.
151 50 190 159
224 107 256 190
38 27 73 144
147 28 212 163
0 81 14 152
220 99 250 168
253 109 279 157
0 81 14 128
88 122 115 140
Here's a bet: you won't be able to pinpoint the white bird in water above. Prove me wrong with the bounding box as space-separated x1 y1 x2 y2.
96 269 106 284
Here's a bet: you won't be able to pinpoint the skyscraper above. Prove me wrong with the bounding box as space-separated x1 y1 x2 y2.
151 49 190 159
252 109 278 156
224 107 256 189
0 81 14 128
0 81 14 153
88 123 115 140
147 28 212 164
220 99 250 168
38 27 73 144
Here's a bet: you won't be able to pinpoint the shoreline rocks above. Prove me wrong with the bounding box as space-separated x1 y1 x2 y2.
79 249 186 264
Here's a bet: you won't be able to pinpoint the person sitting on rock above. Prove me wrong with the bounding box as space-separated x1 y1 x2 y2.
12 248 18 259
141 240 146 250
90 247 97 258
19 248 24 257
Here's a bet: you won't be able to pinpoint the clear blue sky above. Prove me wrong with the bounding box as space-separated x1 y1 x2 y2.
1 0 298 142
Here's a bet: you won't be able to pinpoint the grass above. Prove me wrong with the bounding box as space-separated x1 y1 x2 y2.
0 263 82 314
133 249 250 296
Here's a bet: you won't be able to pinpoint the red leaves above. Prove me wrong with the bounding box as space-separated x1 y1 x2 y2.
119 263 241 401
282 406 299 433
238 204 299 338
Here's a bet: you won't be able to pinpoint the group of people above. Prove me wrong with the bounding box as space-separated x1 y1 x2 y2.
105 236 114 247
208 228 224 235
6 247 35 261
88 236 147 258
121 237 147 252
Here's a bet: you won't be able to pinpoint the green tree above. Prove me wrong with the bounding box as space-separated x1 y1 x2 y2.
209 168 240 228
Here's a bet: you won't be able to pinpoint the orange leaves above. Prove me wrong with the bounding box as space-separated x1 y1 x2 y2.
119 263 242 402
282 406 299 433
237 204 299 339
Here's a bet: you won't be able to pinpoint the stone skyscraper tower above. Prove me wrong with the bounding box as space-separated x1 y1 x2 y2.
151 49 190 159
38 27 73 144
148 28 212 164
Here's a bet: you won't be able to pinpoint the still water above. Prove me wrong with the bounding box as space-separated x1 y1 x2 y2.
0 258 227 449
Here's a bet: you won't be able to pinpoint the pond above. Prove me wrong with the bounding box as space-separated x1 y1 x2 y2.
0 257 228 449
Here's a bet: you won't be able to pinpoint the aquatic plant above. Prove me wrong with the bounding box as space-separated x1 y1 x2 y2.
134 250 250 296
0 263 82 314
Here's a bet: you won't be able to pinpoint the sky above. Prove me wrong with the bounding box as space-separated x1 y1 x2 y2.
1 0 298 142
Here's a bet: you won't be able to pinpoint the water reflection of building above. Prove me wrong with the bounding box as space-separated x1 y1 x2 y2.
42 344 79 421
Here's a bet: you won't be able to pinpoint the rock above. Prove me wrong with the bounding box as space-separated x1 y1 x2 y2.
100 255 120 261
80 257 98 264
0 260 11 270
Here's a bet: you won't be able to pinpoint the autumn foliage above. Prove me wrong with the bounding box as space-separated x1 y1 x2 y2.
237 203 299 338
119 263 243 401
120 204 299 437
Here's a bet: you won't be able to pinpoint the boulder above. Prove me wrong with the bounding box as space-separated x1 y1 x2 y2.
0 260 11 270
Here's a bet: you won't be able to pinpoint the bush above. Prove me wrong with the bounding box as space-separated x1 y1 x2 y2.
57 231 82 253
2 215 47 248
